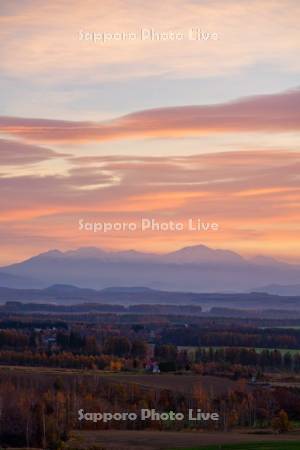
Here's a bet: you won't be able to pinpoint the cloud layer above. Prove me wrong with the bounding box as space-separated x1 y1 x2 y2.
1 0 300 83
0 148 299 263
0 139 67 165
1 89 299 143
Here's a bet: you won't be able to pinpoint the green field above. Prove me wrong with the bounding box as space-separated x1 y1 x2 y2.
179 346 300 355
179 441 300 450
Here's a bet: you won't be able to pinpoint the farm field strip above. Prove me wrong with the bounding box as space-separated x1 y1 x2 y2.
69 430 300 450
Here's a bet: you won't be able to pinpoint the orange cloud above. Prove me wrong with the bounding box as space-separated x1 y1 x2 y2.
0 89 299 144
0 149 299 263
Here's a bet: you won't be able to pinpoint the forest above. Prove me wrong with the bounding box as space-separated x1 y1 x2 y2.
1 310 300 448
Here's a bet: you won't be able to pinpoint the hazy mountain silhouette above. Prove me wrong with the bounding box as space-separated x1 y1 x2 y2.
255 284 300 296
1 284 300 312
0 271 43 289
1 245 299 292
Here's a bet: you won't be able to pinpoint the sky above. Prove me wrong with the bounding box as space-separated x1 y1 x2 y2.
0 0 299 265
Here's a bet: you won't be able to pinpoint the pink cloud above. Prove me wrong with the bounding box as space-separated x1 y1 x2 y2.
0 149 299 262
0 89 299 144
0 139 68 165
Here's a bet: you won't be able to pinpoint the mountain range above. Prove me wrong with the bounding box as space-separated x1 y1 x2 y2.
0 244 300 293
1 284 300 312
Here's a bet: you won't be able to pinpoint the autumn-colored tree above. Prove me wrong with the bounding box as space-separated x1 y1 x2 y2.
271 409 291 433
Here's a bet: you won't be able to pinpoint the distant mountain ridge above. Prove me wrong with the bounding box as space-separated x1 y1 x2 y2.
1 284 300 312
256 284 300 296
20 245 246 265
0 244 299 292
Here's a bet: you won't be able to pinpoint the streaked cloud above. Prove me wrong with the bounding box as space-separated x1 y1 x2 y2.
0 150 299 262
1 89 299 144
0 139 68 165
